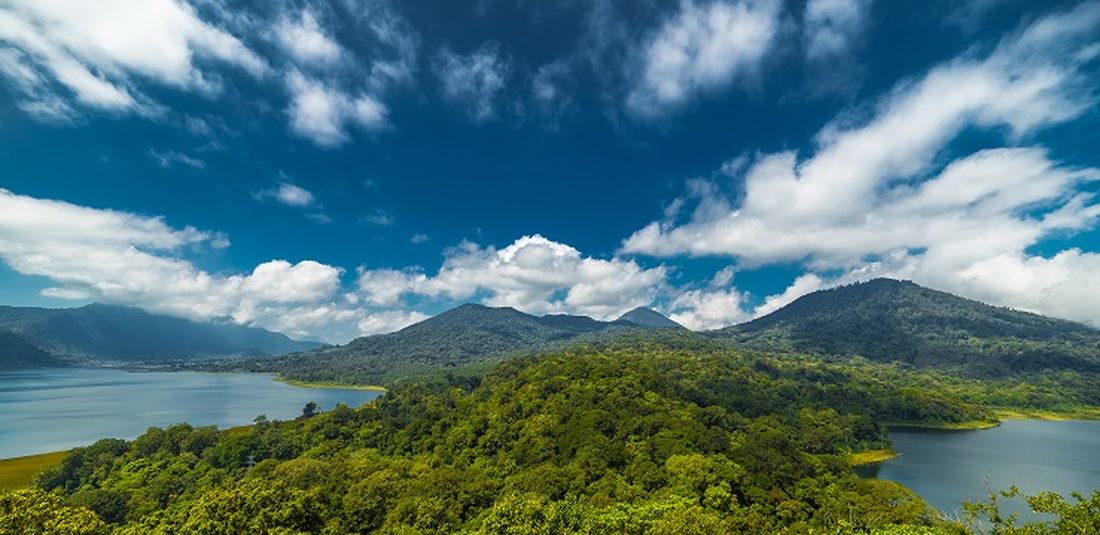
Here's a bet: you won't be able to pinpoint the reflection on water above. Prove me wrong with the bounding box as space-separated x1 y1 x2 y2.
0 368 382 458
858 419 1100 519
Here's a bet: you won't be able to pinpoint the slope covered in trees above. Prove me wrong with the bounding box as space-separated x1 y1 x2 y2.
10 339 997 533
718 279 1100 377
237 304 680 384
0 303 319 368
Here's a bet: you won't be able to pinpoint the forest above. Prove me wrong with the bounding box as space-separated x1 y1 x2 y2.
3 339 1096 534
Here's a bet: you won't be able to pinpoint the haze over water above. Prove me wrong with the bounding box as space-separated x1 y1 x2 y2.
0 368 381 459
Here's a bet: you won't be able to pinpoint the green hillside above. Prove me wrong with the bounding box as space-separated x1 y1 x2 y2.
718 279 1100 377
238 304 679 384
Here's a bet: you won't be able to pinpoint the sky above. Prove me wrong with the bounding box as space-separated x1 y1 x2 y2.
0 0 1098 343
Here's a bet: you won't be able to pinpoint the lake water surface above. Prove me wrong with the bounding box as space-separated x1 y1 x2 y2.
856 419 1100 519
0 368 382 459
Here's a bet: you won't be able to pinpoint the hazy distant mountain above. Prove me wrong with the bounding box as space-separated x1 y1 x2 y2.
243 303 680 384
617 307 683 329
717 278 1100 377
0 303 320 368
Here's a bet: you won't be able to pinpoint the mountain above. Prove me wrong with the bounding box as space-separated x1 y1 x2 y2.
0 331 63 370
617 307 683 328
717 278 1100 377
0 303 320 368
243 303 679 384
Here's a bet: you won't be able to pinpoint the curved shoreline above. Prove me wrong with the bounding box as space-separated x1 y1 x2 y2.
275 377 388 392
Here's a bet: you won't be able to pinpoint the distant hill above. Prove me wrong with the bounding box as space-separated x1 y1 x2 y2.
0 331 63 370
716 278 1100 377
0 303 320 368
617 307 684 328
242 303 681 384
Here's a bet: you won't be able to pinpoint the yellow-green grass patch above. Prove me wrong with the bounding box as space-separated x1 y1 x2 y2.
0 451 67 490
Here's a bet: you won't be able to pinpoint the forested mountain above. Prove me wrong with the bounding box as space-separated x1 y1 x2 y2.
617 307 684 328
0 331 63 370
11 339 1001 534
239 304 681 384
717 278 1100 377
0 303 319 368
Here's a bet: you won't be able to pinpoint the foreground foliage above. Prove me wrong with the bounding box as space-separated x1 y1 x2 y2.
1 343 1092 533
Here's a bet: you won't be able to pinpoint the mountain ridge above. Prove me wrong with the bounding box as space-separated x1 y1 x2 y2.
0 303 321 369
717 278 1100 376
240 303 682 384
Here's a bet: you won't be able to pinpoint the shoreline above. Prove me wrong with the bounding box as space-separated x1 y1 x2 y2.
849 449 897 466
275 377 388 392
885 419 1001 431
994 408 1100 421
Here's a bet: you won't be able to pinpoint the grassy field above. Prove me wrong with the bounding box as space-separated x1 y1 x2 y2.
995 407 1100 421
848 449 897 465
0 451 67 490
276 377 388 392
885 419 1001 431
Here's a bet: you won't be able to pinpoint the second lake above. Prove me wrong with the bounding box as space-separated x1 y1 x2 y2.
856 419 1100 519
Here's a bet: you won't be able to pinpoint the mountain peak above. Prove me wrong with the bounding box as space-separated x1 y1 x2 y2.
723 278 1100 376
617 307 682 329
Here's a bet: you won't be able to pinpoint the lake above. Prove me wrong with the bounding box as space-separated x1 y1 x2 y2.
856 419 1100 519
0 368 383 459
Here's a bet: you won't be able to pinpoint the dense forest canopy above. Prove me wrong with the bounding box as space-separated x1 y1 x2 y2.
4 336 1098 533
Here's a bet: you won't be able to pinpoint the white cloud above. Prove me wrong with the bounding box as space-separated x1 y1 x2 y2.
241 260 342 303
257 182 317 208
274 10 343 66
627 0 781 115
668 286 749 330
148 149 205 169
622 2 1100 326
40 287 92 300
751 274 825 318
286 70 387 146
434 43 510 122
804 0 871 60
0 188 363 341
358 310 429 336
358 235 667 320
0 0 268 119
361 209 394 226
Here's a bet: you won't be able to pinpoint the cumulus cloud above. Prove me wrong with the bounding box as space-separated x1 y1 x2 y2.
622 2 1100 326
256 182 317 207
627 0 781 115
358 310 430 336
0 0 268 120
358 235 667 320
0 188 367 341
668 286 749 330
434 43 510 122
286 71 387 146
274 9 344 66
751 274 825 318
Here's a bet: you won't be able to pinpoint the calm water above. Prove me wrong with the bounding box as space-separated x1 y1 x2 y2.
0 368 382 459
856 419 1100 518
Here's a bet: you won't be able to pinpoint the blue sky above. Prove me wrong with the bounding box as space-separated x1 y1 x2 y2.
0 0 1098 342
